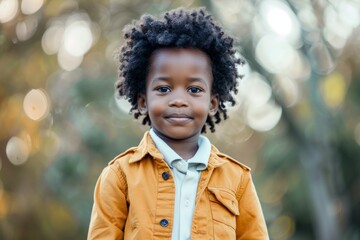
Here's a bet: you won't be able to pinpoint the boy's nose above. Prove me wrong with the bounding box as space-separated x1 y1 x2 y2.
168 91 188 107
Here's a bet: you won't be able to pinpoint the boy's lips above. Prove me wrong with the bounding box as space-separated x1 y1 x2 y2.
165 114 192 124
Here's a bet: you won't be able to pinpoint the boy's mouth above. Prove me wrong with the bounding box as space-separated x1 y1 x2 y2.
165 114 192 124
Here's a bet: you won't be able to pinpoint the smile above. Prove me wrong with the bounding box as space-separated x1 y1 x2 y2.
165 114 192 124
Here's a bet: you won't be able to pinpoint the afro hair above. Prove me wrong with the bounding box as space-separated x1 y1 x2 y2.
116 7 244 133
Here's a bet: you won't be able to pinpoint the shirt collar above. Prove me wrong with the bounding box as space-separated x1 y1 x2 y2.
127 131 225 170
187 135 210 170
149 128 210 171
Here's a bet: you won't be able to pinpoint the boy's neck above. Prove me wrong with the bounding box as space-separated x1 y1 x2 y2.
152 129 199 160
168 139 199 160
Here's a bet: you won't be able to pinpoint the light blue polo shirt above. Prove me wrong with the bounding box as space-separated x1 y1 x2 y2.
149 128 211 240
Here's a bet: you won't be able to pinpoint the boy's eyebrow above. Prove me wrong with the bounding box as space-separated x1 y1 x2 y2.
149 77 170 86
151 76 169 82
188 77 210 88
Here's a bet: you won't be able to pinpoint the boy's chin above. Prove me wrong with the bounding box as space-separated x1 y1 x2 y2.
155 128 201 141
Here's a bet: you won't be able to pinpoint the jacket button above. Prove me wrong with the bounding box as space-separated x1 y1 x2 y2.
162 171 170 180
160 219 169 227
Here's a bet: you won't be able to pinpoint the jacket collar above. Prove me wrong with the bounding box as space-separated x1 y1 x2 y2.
129 131 163 163
128 131 226 169
208 146 227 168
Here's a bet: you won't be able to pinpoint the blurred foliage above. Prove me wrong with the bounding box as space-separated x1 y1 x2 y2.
1 0 360 239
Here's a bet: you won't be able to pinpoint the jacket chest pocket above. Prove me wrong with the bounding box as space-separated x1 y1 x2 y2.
208 186 239 233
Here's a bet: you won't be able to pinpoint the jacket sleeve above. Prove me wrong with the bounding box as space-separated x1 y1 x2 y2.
87 165 128 240
236 170 269 240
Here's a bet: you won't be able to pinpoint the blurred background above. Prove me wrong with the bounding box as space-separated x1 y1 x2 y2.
0 0 359 239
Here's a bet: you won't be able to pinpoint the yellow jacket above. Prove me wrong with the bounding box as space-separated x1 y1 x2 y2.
88 131 268 239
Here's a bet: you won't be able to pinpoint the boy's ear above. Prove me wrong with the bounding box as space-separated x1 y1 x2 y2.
137 93 147 115
209 94 219 117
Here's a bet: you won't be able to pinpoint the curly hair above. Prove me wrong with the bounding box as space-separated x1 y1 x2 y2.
116 7 244 133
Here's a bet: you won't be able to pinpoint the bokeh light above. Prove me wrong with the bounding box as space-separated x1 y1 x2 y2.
261 0 293 37
338 1 360 29
246 100 282 132
62 20 93 57
273 76 300 107
57 47 83 71
297 6 318 31
6 136 30 166
41 15 95 71
50 17 95 71
23 89 50 121
255 35 297 74
321 72 347 109
238 72 282 132
0 0 18 23
241 72 272 106
114 94 132 114
41 23 64 55
255 0 301 46
323 2 360 49
20 0 44 15
15 16 38 41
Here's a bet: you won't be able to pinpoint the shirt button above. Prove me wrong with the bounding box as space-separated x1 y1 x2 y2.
185 200 190 207
162 171 170 180
160 219 169 227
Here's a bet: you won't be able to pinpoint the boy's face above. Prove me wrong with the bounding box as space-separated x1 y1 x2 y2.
138 48 218 142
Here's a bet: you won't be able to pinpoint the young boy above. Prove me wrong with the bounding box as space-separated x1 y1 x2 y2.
88 7 268 240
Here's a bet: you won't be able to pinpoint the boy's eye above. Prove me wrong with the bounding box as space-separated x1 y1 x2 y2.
188 86 203 94
156 86 171 93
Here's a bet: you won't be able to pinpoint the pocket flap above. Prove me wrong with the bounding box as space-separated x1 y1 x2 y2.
208 187 239 215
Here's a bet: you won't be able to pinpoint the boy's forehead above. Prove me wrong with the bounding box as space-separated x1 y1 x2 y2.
149 48 212 69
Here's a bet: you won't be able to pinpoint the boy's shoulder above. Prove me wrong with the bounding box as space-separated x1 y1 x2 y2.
106 132 162 166
106 134 252 173
107 146 140 166
211 146 251 172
